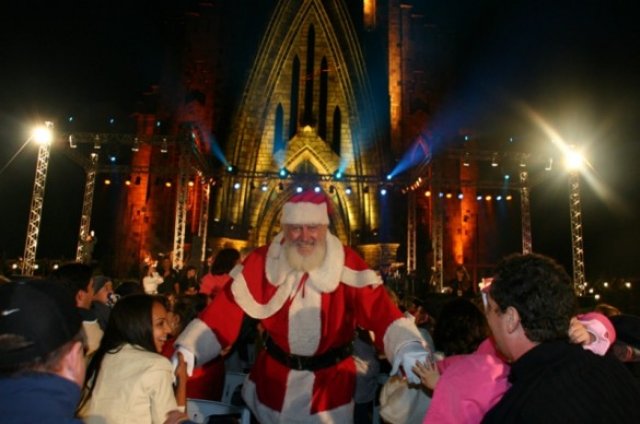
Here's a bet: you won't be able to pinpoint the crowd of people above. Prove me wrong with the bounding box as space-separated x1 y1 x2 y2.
2 192 640 423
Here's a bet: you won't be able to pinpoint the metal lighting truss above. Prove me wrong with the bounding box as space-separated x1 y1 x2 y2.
568 170 586 294
172 135 191 270
22 136 52 275
76 153 99 263
519 170 532 254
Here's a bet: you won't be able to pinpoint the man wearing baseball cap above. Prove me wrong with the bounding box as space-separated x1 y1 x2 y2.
175 191 428 423
0 280 86 423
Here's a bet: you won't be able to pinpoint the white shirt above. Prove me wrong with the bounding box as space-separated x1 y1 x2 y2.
82 344 177 424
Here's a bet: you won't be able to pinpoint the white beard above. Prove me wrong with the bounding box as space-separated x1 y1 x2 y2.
284 239 327 272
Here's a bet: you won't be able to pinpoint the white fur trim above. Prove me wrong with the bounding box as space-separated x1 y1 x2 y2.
231 232 345 320
175 318 221 366
288 279 322 355
281 202 329 225
341 267 382 288
231 264 296 319
242 371 354 423
382 317 425 365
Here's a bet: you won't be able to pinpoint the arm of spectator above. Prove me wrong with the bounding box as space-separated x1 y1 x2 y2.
163 410 192 424
569 317 595 345
412 359 440 390
572 312 616 356
389 341 430 384
174 352 187 408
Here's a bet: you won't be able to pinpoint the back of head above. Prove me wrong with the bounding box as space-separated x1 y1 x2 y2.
434 297 488 355
171 295 205 334
210 248 241 275
114 280 144 298
99 294 158 354
490 253 576 343
51 263 93 296
0 280 82 376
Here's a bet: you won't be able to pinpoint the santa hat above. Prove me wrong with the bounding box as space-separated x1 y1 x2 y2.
281 191 330 225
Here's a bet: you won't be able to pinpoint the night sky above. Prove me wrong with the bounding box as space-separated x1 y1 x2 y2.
1 1 639 280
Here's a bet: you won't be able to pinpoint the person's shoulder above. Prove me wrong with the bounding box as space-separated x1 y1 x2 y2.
119 345 172 367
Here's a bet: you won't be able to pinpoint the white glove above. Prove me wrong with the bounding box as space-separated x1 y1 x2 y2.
390 342 429 385
172 346 195 377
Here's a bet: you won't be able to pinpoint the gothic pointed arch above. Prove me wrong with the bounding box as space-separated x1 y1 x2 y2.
215 0 389 250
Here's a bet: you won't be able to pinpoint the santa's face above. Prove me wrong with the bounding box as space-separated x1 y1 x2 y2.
283 224 328 272
283 224 328 257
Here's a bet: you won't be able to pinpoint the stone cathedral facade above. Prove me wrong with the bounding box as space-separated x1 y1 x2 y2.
114 0 495 283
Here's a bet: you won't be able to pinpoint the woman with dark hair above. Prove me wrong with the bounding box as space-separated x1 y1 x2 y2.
200 247 240 298
79 294 187 423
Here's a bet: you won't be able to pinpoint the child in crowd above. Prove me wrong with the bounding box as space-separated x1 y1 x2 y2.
79 294 187 423
162 294 227 401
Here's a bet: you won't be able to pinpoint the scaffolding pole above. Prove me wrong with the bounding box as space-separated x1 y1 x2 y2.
172 136 190 271
568 171 586 294
198 180 211 264
76 153 99 263
431 195 444 292
406 190 417 273
519 170 532 254
22 123 53 275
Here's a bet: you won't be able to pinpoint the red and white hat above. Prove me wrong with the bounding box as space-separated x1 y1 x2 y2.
281 191 330 225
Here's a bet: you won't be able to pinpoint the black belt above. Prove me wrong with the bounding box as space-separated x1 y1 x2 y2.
264 335 353 371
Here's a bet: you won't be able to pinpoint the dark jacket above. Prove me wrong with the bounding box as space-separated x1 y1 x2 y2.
0 373 83 423
482 341 640 423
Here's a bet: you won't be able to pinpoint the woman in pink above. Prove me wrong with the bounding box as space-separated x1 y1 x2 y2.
200 248 240 298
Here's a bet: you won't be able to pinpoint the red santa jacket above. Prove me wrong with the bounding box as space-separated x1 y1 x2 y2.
178 232 423 423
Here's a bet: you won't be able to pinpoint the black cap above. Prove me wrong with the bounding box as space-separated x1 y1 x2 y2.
0 280 82 366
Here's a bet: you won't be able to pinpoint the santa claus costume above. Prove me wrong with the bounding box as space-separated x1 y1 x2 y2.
177 192 426 423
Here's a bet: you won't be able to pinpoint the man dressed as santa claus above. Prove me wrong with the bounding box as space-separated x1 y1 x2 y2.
176 192 429 423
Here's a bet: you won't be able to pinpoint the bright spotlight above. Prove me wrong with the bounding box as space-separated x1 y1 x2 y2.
386 174 393 181
296 186 303 193
345 187 352 195
261 183 268 192
32 122 54 145
233 182 241 190
380 187 387 196
564 148 585 171
314 186 321 193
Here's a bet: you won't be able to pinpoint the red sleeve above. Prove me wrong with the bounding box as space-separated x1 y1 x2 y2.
198 282 245 348
354 284 405 352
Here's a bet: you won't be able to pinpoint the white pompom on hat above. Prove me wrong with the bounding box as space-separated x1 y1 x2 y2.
281 191 330 225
